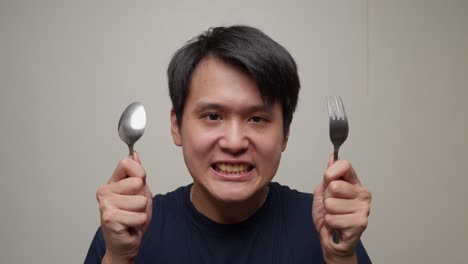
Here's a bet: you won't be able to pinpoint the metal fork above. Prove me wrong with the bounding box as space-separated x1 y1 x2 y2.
326 96 349 244
327 96 349 162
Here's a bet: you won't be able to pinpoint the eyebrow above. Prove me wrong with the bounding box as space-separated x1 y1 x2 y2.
193 101 275 114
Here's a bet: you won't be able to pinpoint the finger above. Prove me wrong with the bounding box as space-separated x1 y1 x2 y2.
324 180 359 200
323 160 360 188
109 157 146 183
327 154 334 168
144 184 153 200
131 151 146 186
113 210 148 228
133 151 142 165
112 194 148 212
323 197 361 214
325 213 368 231
144 189 153 225
101 208 147 229
110 177 145 195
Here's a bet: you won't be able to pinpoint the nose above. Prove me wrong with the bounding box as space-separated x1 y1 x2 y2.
218 121 249 155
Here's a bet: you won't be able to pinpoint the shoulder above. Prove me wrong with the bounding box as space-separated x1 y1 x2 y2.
269 182 324 260
151 184 190 217
153 185 189 202
270 182 313 205
269 182 314 228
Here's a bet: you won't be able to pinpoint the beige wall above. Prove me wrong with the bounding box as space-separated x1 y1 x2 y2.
1 0 467 263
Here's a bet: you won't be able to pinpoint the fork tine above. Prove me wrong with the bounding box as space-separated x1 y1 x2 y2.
327 96 334 120
330 96 339 120
333 96 341 120
337 96 346 120
331 96 337 120
327 96 348 120
331 96 339 120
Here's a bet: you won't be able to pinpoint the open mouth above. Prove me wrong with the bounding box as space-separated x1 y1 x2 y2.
212 162 254 175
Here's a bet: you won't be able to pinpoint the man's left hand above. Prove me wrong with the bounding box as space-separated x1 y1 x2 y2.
312 156 371 264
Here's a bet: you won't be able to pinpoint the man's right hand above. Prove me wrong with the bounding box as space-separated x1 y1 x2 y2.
96 151 153 264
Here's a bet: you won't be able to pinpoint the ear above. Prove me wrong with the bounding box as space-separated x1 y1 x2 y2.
170 108 182 146
281 129 289 152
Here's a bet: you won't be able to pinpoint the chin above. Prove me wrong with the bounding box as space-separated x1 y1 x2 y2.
211 183 259 203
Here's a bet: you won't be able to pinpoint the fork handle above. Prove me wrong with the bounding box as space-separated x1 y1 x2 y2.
332 146 342 243
333 146 339 161
332 229 341 244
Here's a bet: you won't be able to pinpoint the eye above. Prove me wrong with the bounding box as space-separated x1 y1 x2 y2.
248 116 266 123
205 113 222 121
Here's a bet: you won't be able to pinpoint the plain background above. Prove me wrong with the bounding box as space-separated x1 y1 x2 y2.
1 0 467 263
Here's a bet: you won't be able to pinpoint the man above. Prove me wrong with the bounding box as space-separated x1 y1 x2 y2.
86 25 372 263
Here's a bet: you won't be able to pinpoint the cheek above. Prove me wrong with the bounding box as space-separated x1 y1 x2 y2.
251 135 283 181
251 132 285 159
183 127 220 154
182 129 218 177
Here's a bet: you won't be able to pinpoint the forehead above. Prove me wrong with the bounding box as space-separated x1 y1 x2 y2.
186 55 267 110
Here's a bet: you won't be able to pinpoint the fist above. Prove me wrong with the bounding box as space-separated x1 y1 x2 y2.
96 152 153 263
312 158 371 262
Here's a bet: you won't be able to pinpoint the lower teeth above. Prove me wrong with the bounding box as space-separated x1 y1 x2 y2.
213 165 252 174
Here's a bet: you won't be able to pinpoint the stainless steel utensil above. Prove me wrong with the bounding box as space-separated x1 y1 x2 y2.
118 102 146 156
327 95 349 244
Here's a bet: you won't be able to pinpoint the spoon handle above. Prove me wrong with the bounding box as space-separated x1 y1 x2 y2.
128 144 134 158
127 143 137 236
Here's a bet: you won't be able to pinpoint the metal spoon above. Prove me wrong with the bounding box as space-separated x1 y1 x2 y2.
118 102 146 156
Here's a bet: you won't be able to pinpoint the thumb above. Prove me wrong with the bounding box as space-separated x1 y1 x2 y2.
327 154 334 168
133 151 142 165
133 151 146 186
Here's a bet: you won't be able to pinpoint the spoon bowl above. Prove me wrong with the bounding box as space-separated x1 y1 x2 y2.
118 102 146 156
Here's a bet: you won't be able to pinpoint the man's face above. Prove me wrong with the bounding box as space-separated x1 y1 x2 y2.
171 55 288 203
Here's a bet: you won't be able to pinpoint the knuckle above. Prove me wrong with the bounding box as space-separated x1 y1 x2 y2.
360 187 371 198
324 214 333 225
340 159 352 170
137 166 147 179
358 200 371 216
323 198 333 211
136 213 147 226
140 196 148 207
358 216 368 229
132 177 144 189
101 211 114 225
359 204 370 216
117 158 129 169
135 195 147 209
98 199 111 214
328 181 340 194
98 203 105 214
96 185 110 201
137 171 146 182
366 190 372 202
141 216 148 226
324 170 334 182
357 187 371 202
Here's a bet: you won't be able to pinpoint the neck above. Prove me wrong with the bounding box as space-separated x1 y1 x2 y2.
190 183 269 224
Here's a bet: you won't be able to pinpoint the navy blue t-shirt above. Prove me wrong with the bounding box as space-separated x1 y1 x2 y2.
85 182 371 263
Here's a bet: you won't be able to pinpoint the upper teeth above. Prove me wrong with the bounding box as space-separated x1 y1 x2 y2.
217 163 249 173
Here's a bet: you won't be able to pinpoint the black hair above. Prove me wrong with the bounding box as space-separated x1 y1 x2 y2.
167 25 300 135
